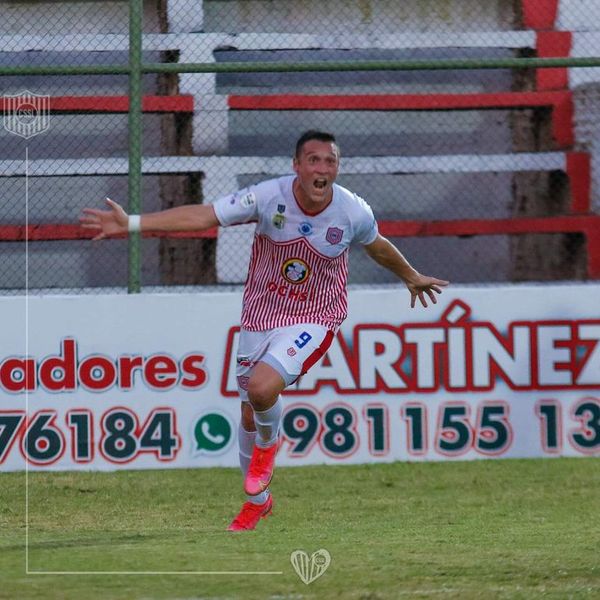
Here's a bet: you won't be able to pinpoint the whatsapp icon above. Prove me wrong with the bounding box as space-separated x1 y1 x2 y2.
193 411 233 455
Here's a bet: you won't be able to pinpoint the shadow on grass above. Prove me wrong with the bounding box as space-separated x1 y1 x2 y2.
2 532 159 552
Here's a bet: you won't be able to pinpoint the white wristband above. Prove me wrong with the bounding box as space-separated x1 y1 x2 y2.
128 215 141 232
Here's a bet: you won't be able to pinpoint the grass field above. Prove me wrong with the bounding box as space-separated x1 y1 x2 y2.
1 458 600 599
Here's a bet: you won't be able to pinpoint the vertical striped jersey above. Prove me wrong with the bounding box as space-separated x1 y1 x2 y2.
213 175 378 331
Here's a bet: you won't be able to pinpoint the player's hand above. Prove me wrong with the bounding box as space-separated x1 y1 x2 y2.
79 198 129 241
405 275 449 308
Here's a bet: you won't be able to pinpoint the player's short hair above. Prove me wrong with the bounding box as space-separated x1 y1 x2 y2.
295 130 338 158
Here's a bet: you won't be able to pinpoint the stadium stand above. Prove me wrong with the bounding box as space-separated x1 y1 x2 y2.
1 0 598 288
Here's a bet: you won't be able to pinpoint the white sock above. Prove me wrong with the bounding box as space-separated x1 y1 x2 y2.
253 397 283 448
238 422 270 505
238 423 256 476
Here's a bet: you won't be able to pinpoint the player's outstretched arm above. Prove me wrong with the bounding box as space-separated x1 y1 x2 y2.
364 234 449 308
79 197 220 241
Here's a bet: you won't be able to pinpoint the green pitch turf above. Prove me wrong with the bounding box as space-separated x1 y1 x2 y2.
1 458 599 599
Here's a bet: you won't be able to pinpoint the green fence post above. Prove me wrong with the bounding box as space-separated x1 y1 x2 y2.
128 0 143 293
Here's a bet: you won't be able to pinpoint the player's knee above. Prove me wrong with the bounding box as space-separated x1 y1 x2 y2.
247 377 277 410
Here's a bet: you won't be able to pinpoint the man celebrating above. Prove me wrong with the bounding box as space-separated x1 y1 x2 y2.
80 130 448 531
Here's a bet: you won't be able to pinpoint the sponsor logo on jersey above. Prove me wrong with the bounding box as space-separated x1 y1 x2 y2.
272 214 286 229
298 221 313 236
326 226 343 244
240 191 256 208
266 282 315 302
281 258 310 284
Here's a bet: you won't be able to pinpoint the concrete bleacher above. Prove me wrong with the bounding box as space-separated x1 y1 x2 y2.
1 149 594 282
1 0 599 289
0 30 551 156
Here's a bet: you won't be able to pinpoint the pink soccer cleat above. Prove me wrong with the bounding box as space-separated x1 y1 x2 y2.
227 495 273 531
244 443 278 496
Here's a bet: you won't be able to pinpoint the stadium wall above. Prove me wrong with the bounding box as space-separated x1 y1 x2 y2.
1 284 598 471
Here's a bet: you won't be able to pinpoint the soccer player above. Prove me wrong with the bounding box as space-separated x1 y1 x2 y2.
80 130 448 531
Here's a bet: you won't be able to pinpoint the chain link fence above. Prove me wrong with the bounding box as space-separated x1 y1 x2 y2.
1 0 600 293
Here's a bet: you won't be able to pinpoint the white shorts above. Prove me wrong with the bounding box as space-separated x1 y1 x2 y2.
236 323 334 400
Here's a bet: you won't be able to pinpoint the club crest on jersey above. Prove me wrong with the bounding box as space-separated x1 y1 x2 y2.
298 221 313 236
281 258 310 285
277 204 286 214
326 227 343 244
237 355 254 368
272 213 286 229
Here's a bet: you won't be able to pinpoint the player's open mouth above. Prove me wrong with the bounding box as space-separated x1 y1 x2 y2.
313 179 327 189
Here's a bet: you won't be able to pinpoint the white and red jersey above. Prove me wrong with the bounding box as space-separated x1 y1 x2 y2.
213 175 378 331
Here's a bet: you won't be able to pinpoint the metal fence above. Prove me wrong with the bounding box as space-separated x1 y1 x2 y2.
2 0 600 293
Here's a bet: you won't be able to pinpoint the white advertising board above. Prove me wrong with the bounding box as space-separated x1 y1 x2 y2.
1 284 599 471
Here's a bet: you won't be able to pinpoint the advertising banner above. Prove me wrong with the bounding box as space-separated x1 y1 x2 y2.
1 284 599 471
